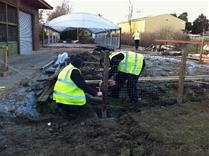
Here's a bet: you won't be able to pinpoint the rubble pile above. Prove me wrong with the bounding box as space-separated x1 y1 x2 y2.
32 51 102 106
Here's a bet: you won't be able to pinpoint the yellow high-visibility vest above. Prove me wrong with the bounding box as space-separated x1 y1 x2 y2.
132 32 141 40
53 64 86 106
109 51 144 75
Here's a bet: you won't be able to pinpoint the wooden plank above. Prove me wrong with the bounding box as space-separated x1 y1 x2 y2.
41 60 55 70
37 81 55 103
154 39 209 45
85 75 209 84
0 86 5 89
84 61 100 65
192 81 209 85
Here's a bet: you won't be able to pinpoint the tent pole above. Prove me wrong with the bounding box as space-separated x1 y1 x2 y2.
48 29 50 44
119 28 121 49
77 28 79 40
42 25 44 47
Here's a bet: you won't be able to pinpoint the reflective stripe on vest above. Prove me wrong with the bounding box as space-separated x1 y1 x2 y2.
109 51 144 75
53 64 86 106
57 78 77 86
54 91 86 99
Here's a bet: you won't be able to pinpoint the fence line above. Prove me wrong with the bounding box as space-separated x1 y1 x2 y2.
95 35 120 49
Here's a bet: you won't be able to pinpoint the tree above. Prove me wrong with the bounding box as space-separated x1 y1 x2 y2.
178 12 192 32
47 0 71 21
128 0 133 34
186 22 192 32
39 9 44 23
170 13 177 17
178 12 188 22
192 13 209 34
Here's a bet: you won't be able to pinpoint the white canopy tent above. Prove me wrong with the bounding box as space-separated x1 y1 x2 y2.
44 12 120 34
43 12 121 49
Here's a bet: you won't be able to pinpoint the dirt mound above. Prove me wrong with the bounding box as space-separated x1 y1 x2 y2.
1 49 209 155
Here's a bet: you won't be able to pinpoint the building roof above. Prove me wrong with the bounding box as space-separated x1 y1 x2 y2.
22 0 53 9
44 12 120 33
118 14 185 24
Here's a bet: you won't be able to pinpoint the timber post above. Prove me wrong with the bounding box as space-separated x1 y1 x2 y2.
199 32 205 63
0 46 8 71
102 50 109 118
177 50 187 104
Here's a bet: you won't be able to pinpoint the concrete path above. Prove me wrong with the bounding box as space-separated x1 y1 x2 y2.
0 49 59 90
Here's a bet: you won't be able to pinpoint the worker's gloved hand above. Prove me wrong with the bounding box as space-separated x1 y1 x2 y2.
97 91 103 97
99 80 103 88
108 79 116 87
99 79 116 88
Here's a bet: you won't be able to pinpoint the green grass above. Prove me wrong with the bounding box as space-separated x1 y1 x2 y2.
134 101 209 155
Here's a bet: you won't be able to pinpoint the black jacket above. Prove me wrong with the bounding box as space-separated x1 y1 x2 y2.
71 69 97 96
70 57 97 96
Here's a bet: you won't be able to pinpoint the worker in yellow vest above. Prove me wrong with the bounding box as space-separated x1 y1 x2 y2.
100 51 145 105
132 30 141 51
53 56 102 111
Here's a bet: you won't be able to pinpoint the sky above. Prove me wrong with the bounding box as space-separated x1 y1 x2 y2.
44 0 209 23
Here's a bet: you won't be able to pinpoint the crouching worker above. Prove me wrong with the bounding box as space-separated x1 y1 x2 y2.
53 55 102 112
100 51 145 105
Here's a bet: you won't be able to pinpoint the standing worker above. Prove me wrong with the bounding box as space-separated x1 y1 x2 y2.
100 51 145 105
132 30 141 51
53 55 102 111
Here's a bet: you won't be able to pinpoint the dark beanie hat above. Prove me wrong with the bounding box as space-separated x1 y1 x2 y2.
70 56 84 68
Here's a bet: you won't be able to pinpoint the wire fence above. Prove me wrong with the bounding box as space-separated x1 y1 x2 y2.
84 48 209 112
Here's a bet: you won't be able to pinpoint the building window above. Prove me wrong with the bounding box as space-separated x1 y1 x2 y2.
0 2 17 42
8 25 17 41
0 2 6 22
8 5 17 24
0 24 7 42
7 5 17 42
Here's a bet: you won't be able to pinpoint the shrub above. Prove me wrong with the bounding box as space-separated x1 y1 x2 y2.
121 26 192 48
172 32 190 41
140 33 158 47
121 33 134 46
183 44 198 53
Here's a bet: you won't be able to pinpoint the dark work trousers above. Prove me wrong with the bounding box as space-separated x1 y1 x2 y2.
58 104 83 112
134 40 139 50
111 72 140 103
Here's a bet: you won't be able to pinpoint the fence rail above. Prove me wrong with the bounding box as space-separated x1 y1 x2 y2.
95 35 120 49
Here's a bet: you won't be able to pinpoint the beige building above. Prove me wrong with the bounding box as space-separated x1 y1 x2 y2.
118 14 186 34
0 0 52 56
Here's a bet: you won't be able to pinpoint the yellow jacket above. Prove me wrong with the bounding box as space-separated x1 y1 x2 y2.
53 64 86 106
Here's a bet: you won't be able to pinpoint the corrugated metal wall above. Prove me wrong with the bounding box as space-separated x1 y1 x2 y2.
19 11 33 54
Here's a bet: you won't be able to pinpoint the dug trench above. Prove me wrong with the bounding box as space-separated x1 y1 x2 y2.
1 50 209 156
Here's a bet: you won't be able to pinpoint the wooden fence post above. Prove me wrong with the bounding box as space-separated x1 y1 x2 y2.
199 33 204 63
177 50 187 104
0 46 8 71
102 51 109 118
3 46 8 70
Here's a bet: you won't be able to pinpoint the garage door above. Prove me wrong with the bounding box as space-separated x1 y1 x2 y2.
19 11 33 54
